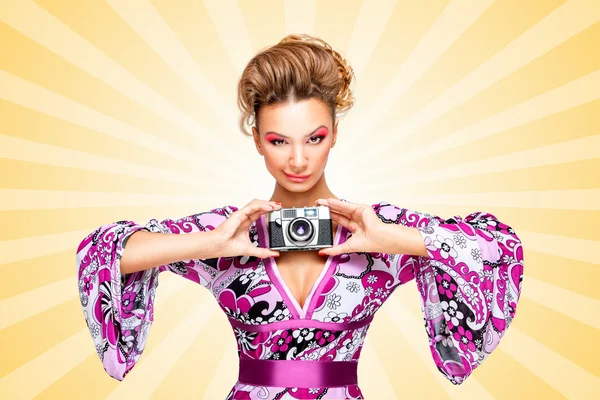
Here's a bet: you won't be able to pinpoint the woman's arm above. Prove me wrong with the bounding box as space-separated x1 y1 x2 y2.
372 201 524 384
374 223 428 257
75 205 237 381
120 229 223 275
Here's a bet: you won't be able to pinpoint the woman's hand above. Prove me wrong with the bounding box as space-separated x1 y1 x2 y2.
213 199 282 258
315 198 387 257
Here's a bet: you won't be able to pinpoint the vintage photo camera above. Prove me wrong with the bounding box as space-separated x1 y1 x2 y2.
267 205 333 251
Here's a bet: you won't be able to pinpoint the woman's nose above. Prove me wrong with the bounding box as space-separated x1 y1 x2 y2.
290 146 308 169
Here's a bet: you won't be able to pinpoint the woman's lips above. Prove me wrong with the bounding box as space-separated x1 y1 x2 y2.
285 173 310 182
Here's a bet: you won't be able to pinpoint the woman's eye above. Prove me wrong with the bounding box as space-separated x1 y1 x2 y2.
270 136 324 146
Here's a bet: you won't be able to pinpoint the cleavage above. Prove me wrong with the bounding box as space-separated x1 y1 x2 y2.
275 251 328 309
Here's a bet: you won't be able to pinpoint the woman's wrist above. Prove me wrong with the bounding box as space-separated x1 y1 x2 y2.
187 230 226 260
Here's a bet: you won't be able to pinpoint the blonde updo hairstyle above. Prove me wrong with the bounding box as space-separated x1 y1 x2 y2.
237 34 356 137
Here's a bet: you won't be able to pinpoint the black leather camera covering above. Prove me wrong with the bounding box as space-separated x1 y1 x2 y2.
317 219 333 246
268 221 285 248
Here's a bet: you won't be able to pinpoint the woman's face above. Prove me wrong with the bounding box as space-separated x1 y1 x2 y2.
252 98 338 192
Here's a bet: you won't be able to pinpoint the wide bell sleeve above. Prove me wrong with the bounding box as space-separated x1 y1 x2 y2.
75 205 238 381
375 202 524 385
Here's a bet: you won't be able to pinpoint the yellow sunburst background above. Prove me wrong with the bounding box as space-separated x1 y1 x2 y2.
1 0 599 399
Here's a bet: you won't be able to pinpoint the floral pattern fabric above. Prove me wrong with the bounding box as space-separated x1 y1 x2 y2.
76 200 524 398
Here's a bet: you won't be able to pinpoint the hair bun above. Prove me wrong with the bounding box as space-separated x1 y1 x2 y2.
237 34 356 136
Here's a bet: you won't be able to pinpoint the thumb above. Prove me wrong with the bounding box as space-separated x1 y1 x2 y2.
319 246 338 257
257 248 280 259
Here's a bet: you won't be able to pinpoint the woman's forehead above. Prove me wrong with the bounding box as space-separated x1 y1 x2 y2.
257 99 332 131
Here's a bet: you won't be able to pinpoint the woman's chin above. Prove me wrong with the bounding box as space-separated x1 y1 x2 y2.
285 183 311 191
279 178 313 191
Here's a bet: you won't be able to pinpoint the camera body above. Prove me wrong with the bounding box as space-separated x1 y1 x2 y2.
267 205 333 251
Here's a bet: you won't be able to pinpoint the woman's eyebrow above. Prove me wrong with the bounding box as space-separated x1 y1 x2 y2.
265 125 327 138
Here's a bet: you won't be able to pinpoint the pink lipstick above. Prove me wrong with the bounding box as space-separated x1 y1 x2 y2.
285 173 310 182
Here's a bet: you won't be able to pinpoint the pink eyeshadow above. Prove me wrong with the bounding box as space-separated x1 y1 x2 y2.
315 127 328 137
265 127 328 142
265 133 281 141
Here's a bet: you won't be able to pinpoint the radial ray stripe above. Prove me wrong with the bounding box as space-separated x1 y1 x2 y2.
0 230 90 265
201 342 240 399
105 298 221 398
0 275 195 398
0 0 232 156
344 0 495 145
0 274 177 330
386 99 600 178
1 202 242 241
237 0 286 52
368 307 461 398
340 0 450 123
0 70 235 168
347 0 567 147
391 292 597 399
0 189 224 211
381 299 493 398
353 339 397 399
529 250 598 299
350 68 600 177
502 329 600 398
345 0 397 79
368 189 600 211
0 99 203 175
31 0 232 139
203 0 254 74
0 135 227 185
313 0 363 57
520 277 599 330
148 315 232 399
284 0 316 35
362 134 600 191
106 0 237 133
365 0 600 145
44 280 213 399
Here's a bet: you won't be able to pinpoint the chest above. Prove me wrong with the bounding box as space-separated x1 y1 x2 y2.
273 251 329 310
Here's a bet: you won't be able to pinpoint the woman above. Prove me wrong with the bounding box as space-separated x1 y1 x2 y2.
76 34 524 399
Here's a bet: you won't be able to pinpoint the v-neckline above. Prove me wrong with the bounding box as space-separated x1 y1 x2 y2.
257 201 347 319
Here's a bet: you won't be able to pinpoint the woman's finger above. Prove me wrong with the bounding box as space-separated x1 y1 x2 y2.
319 240 349 257
317 198 357 219
237 203 274 222
239 204 278 231
242 200 280 217
326 198 363 215
251 247 280 258
317 203 352 220
232 204 259 227
329 211 353 232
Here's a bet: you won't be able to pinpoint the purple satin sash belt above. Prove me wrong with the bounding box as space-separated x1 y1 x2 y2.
238 358 358 388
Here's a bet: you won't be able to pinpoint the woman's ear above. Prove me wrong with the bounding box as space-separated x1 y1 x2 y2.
252 126 264 156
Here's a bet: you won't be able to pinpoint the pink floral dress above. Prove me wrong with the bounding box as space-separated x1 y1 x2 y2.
76 199 524 399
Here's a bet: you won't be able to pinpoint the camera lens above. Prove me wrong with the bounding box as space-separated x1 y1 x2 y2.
288 218 314 243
